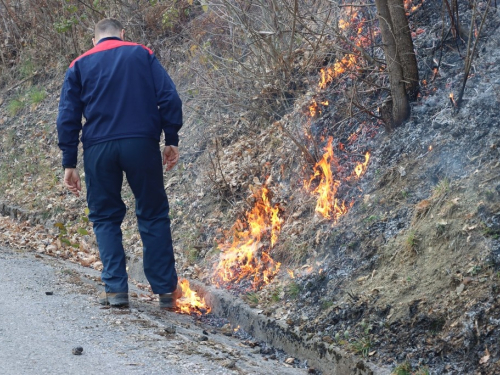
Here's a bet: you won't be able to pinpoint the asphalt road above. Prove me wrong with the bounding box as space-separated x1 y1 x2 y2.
0 247 307 375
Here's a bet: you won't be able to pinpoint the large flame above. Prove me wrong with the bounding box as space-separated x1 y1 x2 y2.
304 137 348 221
176 279 211 315
213 186 282 290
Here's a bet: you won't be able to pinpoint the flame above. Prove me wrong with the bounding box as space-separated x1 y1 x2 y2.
304 137 348 220
176 279 211 315
353 152 370 178
405 0 425 14
309 99 329 117
214 187 282 290
309 99 319 117
287 269 295 279
449 93 457 107
338 19 349 30
318 54 357 89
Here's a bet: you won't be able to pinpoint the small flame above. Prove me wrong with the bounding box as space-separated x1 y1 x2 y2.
177 279 211 315
213 187 282 290
404 0 425 14
338 19 349 30
304 137 348 220
449 93 457 107
353 152 370 178
309 99 319 117
287 269 295 279
318 54 357 89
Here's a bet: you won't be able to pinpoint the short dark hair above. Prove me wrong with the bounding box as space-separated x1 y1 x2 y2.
95 18 123 37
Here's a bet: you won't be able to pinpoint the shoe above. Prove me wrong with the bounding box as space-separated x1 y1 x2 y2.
159 285 183 309
98 291 129 307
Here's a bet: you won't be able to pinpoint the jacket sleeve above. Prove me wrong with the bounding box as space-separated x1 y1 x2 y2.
57 67 83 167
150 55 183 146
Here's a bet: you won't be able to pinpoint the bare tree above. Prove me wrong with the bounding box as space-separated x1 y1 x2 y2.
375 0 418 130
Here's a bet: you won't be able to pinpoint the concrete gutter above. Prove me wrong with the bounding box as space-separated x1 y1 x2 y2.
0 201 45 224
129 257 391 375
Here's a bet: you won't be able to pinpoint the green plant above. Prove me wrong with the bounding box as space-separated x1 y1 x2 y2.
162 6 180 29
364 215 379 223
433 177 450 197
7 98 24 116
392 362 411 375
400 190 409 199
350 336 372 357
359 319 372 335
287 282 301 299
244 292 259 306
467 265 482 276
271 287 282 303
405 230 417 252
482 224 500 239
28 87 47 105
320 299 334 310
19 58 35 78
188 248 199 263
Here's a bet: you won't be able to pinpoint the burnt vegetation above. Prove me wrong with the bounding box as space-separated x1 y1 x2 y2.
1 0 500 373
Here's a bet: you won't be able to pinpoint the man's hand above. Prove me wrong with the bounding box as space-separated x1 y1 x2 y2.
64 168 82 197
163 145 179 171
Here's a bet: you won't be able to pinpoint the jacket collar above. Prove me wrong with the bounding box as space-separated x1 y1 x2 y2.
96 36 122 45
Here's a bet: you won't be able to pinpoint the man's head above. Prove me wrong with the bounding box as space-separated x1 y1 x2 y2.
93 18 124 46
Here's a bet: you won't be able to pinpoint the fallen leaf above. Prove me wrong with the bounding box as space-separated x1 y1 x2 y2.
479 348 490 364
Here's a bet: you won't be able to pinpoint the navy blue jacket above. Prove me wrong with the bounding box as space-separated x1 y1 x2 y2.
57 37 182 167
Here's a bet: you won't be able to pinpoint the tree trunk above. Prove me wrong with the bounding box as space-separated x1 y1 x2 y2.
375 0 410 131
388 0 419 101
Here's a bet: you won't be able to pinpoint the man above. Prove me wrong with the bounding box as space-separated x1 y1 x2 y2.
57 18 182 309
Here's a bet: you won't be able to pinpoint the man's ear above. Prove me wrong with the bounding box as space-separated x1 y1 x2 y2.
92 38 96 46
120 29 125 40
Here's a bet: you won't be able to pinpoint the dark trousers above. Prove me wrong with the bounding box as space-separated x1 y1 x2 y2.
83 138 177 294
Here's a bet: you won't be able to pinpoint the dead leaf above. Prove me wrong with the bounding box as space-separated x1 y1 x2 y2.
479 348 490 364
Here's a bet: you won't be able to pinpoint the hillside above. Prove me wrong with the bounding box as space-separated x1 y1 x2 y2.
1 1 500 374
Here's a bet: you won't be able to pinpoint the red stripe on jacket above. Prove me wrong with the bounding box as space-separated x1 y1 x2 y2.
69 40 153 68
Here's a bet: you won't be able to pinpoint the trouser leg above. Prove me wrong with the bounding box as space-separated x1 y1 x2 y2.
84 142 128 293
118 138 178 294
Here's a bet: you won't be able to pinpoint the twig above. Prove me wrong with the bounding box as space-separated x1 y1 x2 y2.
337 3 376 7
481 174 500 184
274 121 317 166
287 0 298 73
457 0 492 108
4 72 40 93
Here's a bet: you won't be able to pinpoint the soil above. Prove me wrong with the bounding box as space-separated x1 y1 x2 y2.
1 1 500 374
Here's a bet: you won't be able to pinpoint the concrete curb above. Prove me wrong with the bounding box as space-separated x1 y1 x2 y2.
190 281 391 375
128 256 390 375
0 200 46 224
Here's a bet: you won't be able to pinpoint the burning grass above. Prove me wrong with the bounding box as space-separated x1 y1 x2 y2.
213 186 282 291
304 138 371 221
